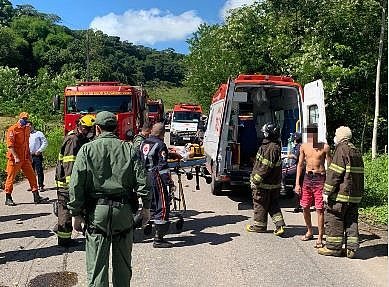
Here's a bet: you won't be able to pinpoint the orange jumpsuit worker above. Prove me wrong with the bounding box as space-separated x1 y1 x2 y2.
4 112 48 206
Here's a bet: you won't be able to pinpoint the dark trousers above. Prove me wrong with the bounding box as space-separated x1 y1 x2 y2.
32 155 44 187
252 187 285 229
325 202 359 251
57 188 72 242
149 171 170 223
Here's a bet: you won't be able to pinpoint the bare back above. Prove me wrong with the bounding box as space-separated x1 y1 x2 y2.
300 142 330 173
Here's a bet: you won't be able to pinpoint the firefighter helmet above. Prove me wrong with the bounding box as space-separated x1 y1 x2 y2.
79 115 96 127
261 122 280 139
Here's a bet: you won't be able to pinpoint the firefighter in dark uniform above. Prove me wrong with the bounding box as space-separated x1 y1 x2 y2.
140 122 173 248
246 122 286 236
318 126 364 258
54 115 95 247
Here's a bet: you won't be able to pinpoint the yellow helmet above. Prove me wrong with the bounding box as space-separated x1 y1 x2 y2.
79 115 96 127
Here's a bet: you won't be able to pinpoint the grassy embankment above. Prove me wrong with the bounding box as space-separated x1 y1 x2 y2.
148 86 202 111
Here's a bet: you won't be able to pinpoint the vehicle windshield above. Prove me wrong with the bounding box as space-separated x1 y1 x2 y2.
66 96 132 113
173 111 201 122
148 104 159 113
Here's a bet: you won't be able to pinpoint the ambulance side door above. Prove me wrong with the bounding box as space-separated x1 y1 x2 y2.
302 79 327 143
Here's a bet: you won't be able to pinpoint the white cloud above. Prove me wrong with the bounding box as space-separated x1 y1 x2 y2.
220 0 259 19
89 8 204 45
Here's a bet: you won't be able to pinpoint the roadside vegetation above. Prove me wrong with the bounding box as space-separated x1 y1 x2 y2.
0 1 387 227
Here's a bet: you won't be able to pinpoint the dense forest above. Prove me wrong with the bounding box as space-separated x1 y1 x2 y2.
0 0 186 115
185 0 388 152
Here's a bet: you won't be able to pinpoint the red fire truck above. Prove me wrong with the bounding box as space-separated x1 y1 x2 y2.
147 99 164 125
203 75 326 195
53 82 148 140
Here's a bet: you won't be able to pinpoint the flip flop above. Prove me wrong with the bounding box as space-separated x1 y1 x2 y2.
301 234 314 241
314 242 324 248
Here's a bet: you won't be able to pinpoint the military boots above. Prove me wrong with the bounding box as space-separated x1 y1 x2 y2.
5 194 16 206
33 191 49 204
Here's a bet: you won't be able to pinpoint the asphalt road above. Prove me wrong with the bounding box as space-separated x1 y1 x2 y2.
0 140 387 286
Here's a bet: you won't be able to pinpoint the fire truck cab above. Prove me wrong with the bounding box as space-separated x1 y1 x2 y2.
203 75 326 195
53 82 148 140
147 99 164 125
170 103 203 146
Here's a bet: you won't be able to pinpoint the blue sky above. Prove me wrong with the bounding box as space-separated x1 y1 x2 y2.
11 0 257 54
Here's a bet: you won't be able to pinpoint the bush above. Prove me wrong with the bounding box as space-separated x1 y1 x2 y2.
362 154 388 207
360 154 388 226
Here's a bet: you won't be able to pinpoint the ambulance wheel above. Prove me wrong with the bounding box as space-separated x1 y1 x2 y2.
176 218 184 232
211 176 222 196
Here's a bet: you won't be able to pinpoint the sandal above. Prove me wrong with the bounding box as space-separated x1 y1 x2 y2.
314 241 324 248
301 233 314 241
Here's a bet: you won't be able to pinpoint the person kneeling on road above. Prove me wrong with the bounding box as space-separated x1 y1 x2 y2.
68 111 151 287
141 122 174 248
246 122 286 236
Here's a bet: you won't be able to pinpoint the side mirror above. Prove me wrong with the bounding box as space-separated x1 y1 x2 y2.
52 95 61 111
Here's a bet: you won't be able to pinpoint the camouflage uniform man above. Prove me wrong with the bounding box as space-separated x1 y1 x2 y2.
318 126 364 258
68 111 151 287
55 115 95 247
246 123 286 236
133 121 153 151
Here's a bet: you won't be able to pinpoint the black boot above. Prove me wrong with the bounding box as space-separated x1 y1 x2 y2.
153 223 173 248
5 194 16 206
33 191 49 204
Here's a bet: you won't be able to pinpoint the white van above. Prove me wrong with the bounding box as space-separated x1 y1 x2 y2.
203 74 326 195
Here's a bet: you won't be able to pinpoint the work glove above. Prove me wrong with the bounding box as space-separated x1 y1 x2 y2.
322 193 328 204
141 208 151 227
72 216 85 233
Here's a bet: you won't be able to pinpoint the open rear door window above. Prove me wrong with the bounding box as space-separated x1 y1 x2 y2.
302 80 327 143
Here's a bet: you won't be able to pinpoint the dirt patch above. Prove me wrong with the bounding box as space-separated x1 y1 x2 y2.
27 272 78 287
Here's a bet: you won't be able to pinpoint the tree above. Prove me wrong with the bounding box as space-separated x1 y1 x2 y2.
372 0 387 158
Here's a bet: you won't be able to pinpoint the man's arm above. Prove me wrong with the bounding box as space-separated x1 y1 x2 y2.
37 131 48 154
325 144 332 165
68 146 87 216
295 145 305 193
324 146 346 200
6 127 20 163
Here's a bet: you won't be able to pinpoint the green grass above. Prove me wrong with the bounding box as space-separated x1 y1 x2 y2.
360 205 388 226
147 86 201 111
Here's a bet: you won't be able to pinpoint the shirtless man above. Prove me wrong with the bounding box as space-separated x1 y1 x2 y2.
295 124 331 248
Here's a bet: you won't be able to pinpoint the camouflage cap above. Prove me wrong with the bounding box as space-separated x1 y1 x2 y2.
95 111 117 127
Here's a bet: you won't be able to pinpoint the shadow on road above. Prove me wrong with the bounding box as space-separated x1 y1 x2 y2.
0 238 85 264
167 213 249 247
356 243 388 259
282 224 314 238
0 229 53 240
0 212 51 223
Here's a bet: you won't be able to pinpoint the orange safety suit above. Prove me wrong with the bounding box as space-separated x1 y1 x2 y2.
4 122 38 194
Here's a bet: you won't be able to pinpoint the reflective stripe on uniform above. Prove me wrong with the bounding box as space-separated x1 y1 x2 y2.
335 194 362 203
345 166 364 174
256 155 281 167
271 212 283 223
58 154 63 160
328 163 345 174
324 183 335 192
57 231 72 239
259 183 281 189
159 169 170 175
62 155 77 163
56 176 71 187
326 236 343 243
253 174 263 182
254 220 267 227
347 236 359 244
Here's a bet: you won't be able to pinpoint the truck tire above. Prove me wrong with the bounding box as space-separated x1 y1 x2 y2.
211 176 223 196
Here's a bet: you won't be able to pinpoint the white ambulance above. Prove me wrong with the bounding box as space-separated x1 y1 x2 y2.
203 74 326 195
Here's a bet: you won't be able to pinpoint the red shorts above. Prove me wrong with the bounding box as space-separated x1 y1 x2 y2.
300 174 325 210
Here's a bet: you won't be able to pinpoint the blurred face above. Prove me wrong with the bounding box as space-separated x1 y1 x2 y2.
307 131 318 143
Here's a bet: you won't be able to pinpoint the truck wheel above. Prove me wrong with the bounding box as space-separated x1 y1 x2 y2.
211 176 223 196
